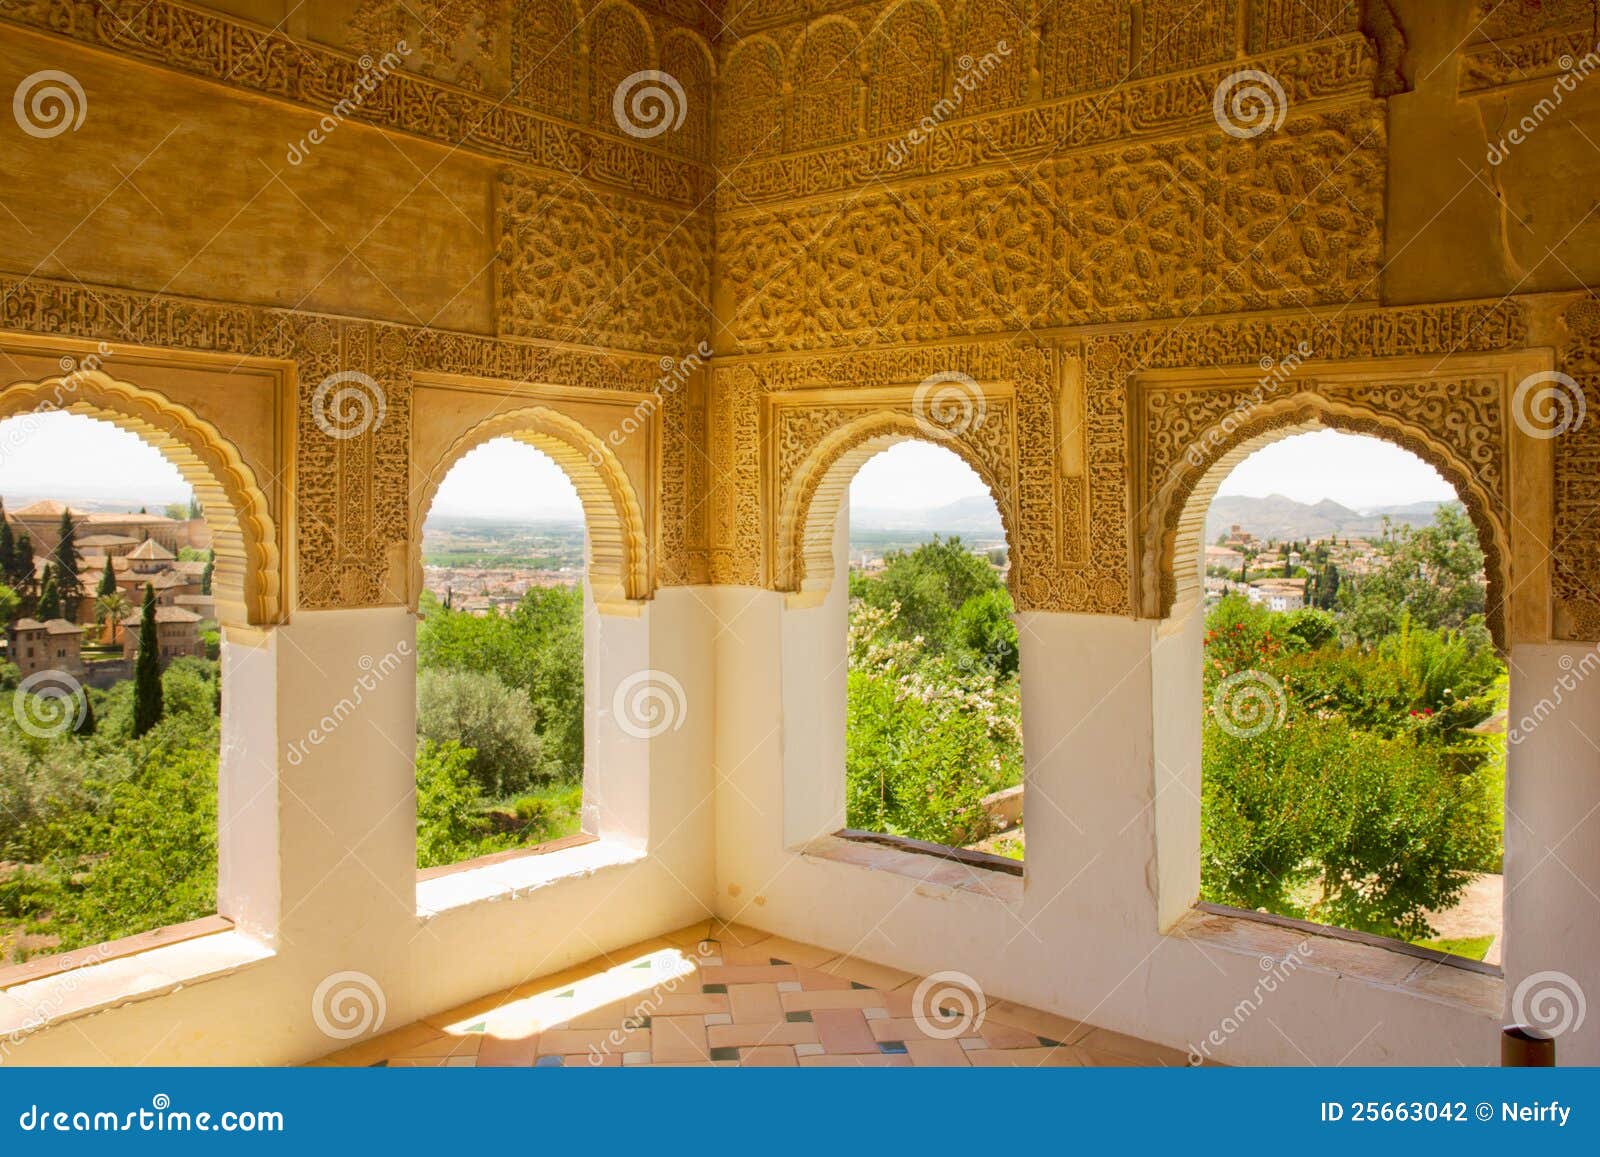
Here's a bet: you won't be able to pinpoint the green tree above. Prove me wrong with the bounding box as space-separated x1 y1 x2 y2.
416 667 546 796
1340 504 1485 642
200 549 213 596
415 585 584 779
96 590 130 644
853 536 1002 654
6 531 35 603
35 566 60 621
53 510 83 614
415 740 511 870
844 601 1021 846
0 583 18 629
0 501 13 579
132 583 164 737
97 555 117 598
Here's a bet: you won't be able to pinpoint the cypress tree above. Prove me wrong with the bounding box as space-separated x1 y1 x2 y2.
97 555 117 597
36 566 60 621
7 531 34 598
0 499 13 578
54 509 83 616
75 687 96 737
200 549 213 596
132 582 164 737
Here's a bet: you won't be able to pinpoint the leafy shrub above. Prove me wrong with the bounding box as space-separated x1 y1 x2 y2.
845 600 1021 846
415 585 583 777
417 667 546 796
1202 713 1499 939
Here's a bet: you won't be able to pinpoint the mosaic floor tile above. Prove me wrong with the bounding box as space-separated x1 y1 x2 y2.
317 922 1186 1070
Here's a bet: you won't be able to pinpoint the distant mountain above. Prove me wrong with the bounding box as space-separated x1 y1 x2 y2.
850 494 1003 534
1206 494 1450 544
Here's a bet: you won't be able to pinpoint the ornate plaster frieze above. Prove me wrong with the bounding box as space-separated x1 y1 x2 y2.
715 34 1378 209
718 105 1387 353
495 168 712 354
0 273 679 611
1 0 709 205
1133 376 1517 650
1461 0 1598 93
712 338 1121 613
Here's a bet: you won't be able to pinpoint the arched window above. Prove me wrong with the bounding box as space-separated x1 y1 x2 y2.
1194 431 1505 965
413 437 590 874
840 441 1023 866
0 411 229 970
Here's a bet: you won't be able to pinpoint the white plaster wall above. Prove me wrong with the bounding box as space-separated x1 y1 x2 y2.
6 599 716 1065
1502 642 1600 1065
712 591 1518 1066
9 598 1596 1067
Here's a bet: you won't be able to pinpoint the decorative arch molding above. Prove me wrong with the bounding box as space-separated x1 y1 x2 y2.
1137 384 1518 651
412 406 651 614
0 371 282 628
773 406 1018 606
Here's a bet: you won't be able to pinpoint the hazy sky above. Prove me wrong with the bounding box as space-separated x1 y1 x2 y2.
1213 430 1455 509
0 415 1458 519
0 412 189 505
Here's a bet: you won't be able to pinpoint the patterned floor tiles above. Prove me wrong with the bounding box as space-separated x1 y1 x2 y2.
314 921 1192 1069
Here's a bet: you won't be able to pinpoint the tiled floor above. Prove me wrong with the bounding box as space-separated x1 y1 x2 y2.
315 921 1191 1068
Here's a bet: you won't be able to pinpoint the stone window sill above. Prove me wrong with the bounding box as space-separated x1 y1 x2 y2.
416 837 645 918
0 927 273 1043
1174 904 1503 1017
798 833 1024 903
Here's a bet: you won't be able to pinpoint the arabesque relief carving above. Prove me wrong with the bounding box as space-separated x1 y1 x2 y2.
1555 296 1600 640
3 0 1599 647
717 106 1386 353
0 273 679 611
0 0 709 204
1134 379 1516 650
1461 0 1599 93
495 168 711 355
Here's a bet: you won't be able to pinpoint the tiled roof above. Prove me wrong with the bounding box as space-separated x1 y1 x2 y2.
122 605 201 625
10 617 86 635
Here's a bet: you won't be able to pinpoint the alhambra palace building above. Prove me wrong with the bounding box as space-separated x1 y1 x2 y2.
2 501 211 677
1 0 1597 1067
